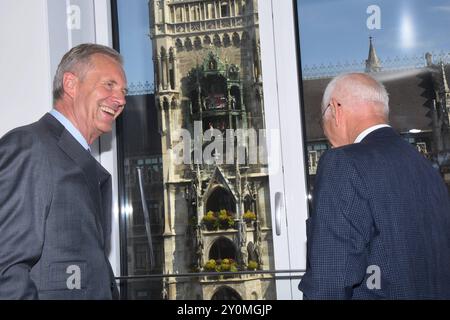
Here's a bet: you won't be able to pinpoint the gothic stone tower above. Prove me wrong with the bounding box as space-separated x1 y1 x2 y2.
149 0 275 300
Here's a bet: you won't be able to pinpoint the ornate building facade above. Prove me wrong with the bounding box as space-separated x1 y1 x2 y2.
149 0 275 300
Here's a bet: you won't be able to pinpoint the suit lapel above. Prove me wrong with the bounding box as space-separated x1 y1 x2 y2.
98 168 112 253
40 113 112 248
55 127 105 248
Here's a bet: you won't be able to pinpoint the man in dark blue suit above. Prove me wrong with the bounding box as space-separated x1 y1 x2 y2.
299 73 450 299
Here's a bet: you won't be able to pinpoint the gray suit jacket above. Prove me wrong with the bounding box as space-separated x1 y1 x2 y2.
0 113 118 299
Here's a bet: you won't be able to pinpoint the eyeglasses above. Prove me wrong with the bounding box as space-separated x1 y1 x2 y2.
319 102 341 129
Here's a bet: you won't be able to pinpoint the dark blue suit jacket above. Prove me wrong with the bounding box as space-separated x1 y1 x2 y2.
299 127 450 299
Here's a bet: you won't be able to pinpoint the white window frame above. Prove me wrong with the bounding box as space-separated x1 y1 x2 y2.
94 0 309 300
259 0 308 300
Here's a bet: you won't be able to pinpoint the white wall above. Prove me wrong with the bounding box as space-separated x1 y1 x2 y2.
0 0 121 278
0 0 52 137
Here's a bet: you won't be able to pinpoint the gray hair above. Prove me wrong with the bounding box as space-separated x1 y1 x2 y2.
321 72 389 117
52 43 123 104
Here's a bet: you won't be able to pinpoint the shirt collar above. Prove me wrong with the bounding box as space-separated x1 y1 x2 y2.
354 124 391 143
49 109 90 151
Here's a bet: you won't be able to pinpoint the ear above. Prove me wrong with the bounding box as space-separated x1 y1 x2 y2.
329 98 343 127
62 72 78 99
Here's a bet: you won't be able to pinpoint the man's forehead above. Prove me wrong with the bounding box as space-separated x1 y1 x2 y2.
89 53 122 69
89 56 125 78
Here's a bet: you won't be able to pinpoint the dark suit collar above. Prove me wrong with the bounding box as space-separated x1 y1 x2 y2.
41 113 110 181
40 112 65 137
361 126 399 143
41 114 98 179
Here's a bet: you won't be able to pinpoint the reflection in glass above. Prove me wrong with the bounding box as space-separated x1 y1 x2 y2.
116 0 276 300
297 0 450 197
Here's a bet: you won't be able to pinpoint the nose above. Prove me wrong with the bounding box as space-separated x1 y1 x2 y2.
113 88 126 107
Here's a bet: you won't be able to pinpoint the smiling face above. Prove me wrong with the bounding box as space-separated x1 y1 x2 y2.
66 53 127 144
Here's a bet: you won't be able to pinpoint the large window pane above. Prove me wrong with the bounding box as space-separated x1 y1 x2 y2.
114 0 283 300
296 0 450 195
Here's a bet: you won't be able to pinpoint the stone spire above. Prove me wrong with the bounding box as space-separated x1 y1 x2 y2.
425 52 433 67
365 36 382 73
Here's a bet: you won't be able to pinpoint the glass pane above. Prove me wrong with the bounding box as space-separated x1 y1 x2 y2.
296 0 450 196
114 271 302 300
114 0 282 300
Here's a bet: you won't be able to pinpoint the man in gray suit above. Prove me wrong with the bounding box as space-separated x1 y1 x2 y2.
0 43 127 299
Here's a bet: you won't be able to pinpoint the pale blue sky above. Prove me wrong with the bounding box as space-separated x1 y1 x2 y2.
117 0 154 87
116 0 450 84
297 0 450 67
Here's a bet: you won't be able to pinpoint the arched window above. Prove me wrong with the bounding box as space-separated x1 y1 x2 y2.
211 286 242 300
163 97 170 110
194 36 202 50
175 38 183 51
223 33 231 47
230 86 241 110
176 7 183 22
206 187 235 213
169 48 175 90
208 3 216 19
244 195 254 212
209 237 236 261
237 1 244 15
221 2 229 17
204 35 212 46
185 37 193 51
160 46 167 59
170 7 175 22
191 5 200 20
232 32 241 47
213 34 221 47
171 97 177 109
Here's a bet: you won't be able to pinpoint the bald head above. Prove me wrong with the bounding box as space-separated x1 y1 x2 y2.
322 73 389 119
320 73 390 147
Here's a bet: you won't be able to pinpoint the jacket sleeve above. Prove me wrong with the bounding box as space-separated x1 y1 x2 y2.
0 130 51 299
299 149 374 299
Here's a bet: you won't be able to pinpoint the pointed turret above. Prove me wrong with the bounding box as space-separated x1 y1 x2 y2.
425 52 433 67
365 37 382 73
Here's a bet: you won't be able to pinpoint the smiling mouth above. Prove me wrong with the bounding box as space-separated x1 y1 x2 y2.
100 105 118 117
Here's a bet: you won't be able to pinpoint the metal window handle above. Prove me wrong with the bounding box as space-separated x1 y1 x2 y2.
275 192 284 236
136 166 155 270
